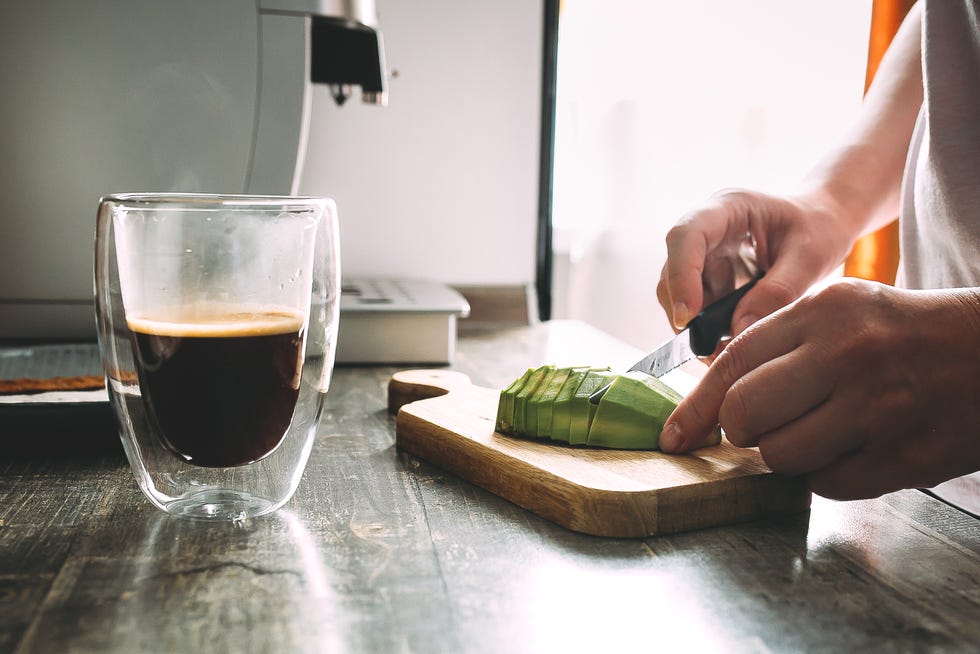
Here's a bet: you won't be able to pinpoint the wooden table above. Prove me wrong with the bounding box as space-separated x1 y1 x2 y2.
2 321 978 653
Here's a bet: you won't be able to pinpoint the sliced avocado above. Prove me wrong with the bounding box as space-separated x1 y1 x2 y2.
496 367 534 433
513 365 553 436
587 372 679 450
525 367 558 438
497 365 716 451
550 367 591 443
568 370 616 445
532 366 583 439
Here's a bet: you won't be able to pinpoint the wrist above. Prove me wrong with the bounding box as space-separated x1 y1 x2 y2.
785 186 864 274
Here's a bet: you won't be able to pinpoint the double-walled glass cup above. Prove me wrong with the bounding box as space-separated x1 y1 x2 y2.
95 194 340 520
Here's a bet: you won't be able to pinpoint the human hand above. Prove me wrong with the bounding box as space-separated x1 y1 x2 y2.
659 278 980 500
657 189 855 338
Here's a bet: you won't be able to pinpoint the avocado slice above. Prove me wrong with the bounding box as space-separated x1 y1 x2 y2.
525 367 558 438
496 367 534 433
549 367 591 443
568 370 616 445
586 372 680 449
513 365 553 436
531 366 584 439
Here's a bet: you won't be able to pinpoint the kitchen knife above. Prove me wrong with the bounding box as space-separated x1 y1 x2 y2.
590 272 763 404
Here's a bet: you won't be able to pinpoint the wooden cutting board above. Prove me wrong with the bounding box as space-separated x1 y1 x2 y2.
389 369 811 538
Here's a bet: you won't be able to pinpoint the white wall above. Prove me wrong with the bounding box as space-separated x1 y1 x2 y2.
298 0 544 286
551 0 873 351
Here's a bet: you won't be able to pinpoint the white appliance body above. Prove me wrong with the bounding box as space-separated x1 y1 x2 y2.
0 0 379 339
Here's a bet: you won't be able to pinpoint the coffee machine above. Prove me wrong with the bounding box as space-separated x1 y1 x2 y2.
0 0 386 339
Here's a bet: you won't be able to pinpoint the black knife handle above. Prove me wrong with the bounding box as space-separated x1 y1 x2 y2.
687 272 763 357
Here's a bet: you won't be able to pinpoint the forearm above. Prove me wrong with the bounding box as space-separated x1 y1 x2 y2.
798 3 923 243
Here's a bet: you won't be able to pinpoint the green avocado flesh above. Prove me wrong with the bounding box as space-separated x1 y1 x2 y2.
525 367 558 437
587 373 680 449
550 367 592 442
496 368 533 434
494 365 700 450
568 370 615 446
531 366 579 439
512 365 554 436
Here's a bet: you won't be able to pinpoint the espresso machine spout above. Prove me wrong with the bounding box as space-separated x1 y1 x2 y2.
311 14 389 107
329 84 353 106
261 0 388 107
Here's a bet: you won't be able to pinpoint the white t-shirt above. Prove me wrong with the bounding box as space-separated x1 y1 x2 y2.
898 1 980 289
898 0 980 515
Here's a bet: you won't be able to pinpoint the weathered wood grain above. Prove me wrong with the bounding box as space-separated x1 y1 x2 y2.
1 321 978 654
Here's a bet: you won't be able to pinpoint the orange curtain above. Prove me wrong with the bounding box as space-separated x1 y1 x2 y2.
843 0 917 283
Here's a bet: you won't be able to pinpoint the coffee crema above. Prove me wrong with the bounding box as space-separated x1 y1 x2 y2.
127 308 306 468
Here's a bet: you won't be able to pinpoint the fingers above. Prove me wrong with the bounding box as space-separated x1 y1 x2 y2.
660 191 760 329
660 189 834 338
807 440 980 501
660 313 800 452
805 450 903 501
655 277 684 336
719 343 832 447
660 219 709 329
754 398 866 477
660 278 980 502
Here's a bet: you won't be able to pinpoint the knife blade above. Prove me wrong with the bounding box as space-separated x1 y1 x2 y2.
590 272 763 404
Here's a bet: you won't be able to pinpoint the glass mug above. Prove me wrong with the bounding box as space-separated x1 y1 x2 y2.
95 194 340 520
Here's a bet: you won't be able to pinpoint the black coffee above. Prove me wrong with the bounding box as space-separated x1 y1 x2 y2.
128 310 305 467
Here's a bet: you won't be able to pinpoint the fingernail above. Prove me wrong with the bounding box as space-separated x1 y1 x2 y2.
660 422 683 452
733 315 758 335
673 302 689 329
